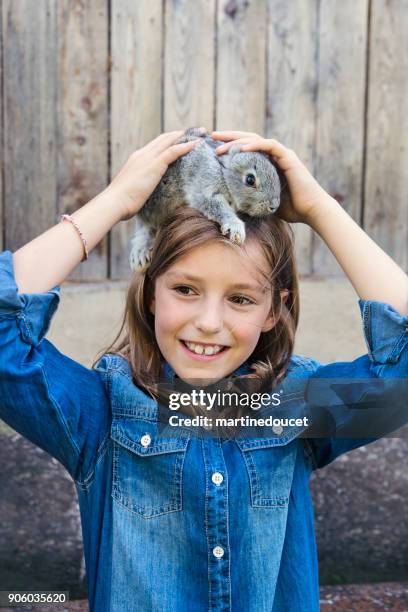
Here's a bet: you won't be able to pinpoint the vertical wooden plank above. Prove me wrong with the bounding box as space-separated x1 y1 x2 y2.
266 0 318 276
164 0 216 131
313 0 369 275
56 0 109 281
365 0 408 272
110 0 162 279
216 0 267 132
3 0 57 252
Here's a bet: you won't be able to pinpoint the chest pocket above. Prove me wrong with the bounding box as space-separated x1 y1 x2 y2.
235 431 299 509
111 417 190 518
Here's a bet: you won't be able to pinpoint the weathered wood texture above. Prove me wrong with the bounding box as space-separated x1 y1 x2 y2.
164 0 215 131
110 0 162 279
1 0 407 279
56 0 109 281
313 0 369 275
266 0 318 275
364 0 408 272
2 0 58 256
216 0 267 133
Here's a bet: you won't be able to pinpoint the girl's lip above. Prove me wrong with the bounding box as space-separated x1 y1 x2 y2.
178 339 230 361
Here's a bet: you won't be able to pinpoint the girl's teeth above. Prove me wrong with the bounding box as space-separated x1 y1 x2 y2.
203 345 219 356
184 341 223 355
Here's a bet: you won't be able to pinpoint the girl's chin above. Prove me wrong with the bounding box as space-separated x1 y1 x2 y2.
173 360 243 387
179 376 222 387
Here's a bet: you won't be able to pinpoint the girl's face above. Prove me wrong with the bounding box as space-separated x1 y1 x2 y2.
150 240 285 384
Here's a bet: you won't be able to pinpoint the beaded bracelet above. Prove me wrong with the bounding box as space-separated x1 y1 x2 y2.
60 214 89 262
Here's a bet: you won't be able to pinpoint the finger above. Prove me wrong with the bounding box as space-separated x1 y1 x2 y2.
214 137 262 155
144 130 186 154
152 128 206 155
211 130 259 141
240 139 289 159
215 140 252 154
160 139 201 165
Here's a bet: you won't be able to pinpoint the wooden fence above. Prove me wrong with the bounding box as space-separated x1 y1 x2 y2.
1 0 407 280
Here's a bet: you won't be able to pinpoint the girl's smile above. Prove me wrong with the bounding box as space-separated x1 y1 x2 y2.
149 240 280 383
178 338 230 360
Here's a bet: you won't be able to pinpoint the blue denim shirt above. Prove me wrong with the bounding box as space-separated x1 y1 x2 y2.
0 249 407 612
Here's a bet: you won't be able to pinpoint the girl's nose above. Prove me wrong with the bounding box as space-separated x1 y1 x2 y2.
195 304 224 334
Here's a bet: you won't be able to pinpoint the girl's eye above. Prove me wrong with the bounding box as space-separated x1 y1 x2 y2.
173 285 195 296
230 295 255 306
173 286 255 305
244 173 256 187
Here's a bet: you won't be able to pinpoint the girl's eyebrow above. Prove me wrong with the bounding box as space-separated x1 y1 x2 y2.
166 270 268 293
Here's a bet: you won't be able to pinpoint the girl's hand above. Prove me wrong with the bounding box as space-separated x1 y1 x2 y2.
211 130 332 225
106 130 201 222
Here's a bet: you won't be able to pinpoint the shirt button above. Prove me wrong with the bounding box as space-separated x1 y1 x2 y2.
213 546 224 558
211 472 224 485
272 424 283 435
140 434 152 447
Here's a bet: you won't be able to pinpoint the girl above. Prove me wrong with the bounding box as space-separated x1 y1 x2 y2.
0 129 407 612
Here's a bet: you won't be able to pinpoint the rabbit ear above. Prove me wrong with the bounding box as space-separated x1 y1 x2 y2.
217 143 242 170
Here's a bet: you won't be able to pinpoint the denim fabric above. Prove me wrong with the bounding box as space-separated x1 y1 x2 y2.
0 249 407 611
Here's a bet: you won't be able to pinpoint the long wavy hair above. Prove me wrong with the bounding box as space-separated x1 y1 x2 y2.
92 207 300 427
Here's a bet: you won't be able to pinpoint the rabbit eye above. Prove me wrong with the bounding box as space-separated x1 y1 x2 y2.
245 173 256 187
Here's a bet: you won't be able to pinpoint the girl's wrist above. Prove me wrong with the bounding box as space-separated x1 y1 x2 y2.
97 186 137 223
304 195 341 232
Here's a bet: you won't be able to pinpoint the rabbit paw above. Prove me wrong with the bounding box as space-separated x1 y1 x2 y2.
220 218 246 244
129 243 153 271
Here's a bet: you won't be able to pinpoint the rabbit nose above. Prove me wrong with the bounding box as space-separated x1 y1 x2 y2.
268 199 279 212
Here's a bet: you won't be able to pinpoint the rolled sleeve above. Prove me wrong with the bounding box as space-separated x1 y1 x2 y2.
0 249 111 485
0 250 61 345
303 299 408 471
359 299 408 365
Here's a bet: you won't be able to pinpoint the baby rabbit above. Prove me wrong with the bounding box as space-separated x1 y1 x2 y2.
129 127 288 270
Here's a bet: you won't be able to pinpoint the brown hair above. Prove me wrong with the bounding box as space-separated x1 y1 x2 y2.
92 207 300 412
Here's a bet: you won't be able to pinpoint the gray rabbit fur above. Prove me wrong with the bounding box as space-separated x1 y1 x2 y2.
129 127 287 271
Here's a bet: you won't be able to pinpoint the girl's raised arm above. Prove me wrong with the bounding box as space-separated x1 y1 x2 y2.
304 195 408 316
12 130 200 294
212 130 408 316
0 129 201 482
